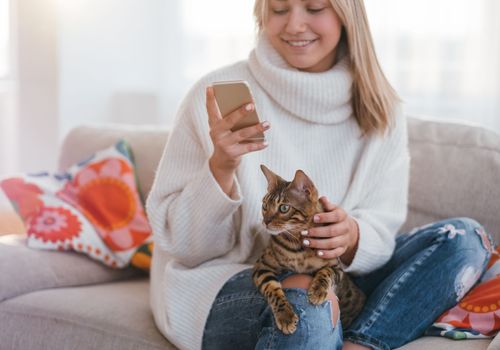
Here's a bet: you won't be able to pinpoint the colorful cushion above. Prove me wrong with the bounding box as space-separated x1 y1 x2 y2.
0 140 153 270
427 245 500 339
0 189 25 235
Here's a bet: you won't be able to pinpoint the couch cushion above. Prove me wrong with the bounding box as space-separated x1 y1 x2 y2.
0 277 492 350
58 125 169 202
0 279 174 350
0 234 139 302
402 117 500 244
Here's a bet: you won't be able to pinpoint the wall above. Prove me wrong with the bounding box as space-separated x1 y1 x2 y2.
57 0 184 137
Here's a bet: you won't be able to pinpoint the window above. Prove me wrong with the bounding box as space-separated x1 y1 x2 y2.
181 0 255 82
178 0 500 133
0 0 10 78
365 0 500 132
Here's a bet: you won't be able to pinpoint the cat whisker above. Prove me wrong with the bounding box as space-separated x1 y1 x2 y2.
281 229 301 243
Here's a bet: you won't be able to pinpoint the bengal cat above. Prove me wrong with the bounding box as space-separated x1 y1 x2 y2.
253 164 366 335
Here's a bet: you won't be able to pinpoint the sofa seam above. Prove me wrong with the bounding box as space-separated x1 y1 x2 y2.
0 308 167 349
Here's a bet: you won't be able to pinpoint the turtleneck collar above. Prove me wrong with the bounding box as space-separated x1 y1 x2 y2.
248 33 353 125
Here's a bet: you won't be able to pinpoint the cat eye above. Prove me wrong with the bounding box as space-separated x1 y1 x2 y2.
278 204 290 213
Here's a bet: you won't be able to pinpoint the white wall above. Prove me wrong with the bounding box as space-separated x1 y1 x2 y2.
57 0 185 138
6 0 189 173
16 0 59 172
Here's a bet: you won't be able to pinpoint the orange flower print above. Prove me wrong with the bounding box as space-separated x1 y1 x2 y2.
28 206 82 243
0 177 43 221
58 158 151 252
438 277 500 336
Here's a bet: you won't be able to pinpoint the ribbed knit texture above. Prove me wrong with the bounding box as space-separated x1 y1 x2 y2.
146 35 410 350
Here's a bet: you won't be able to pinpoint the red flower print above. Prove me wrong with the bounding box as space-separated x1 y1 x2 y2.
28 206 82 243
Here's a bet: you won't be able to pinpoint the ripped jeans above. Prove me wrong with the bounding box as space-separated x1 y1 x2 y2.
202 217 493 350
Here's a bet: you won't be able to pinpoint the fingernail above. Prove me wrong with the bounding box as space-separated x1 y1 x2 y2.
301 230 308 236
313 215 320 223
318 251 324 257
245 103 254 111
303 239 310 246
262 121 270 129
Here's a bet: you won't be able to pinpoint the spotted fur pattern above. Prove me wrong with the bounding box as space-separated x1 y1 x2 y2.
253 165 366 334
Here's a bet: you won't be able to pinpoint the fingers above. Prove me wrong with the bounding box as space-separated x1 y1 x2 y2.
206 86 222 127
225 121 270 145
313 202 346 225
306 221 349 238
302 235 348 259
222 102 255 129
229 140 269 157
319 196 337 212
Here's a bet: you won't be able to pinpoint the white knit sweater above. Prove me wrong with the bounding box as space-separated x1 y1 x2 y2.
146 35 410 350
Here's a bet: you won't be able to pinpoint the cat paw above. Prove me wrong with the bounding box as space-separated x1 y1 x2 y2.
308 284 328 305
275 305 299 335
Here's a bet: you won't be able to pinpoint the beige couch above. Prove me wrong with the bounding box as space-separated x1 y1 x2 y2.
1 117 500 350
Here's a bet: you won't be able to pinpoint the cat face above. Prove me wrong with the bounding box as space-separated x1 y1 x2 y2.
260 165 319 235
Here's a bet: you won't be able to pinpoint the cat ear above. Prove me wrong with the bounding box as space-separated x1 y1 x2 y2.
260 164 283 191
289 170 317 198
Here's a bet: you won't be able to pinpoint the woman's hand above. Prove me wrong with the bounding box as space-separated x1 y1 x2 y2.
302 196 359 265
206 86 270 196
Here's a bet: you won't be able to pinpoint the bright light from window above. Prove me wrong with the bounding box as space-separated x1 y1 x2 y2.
0 0 10 78
181 0 256 80
365 0 500 132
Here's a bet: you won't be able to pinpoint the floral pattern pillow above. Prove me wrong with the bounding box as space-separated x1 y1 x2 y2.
427 244 500 339
0 140 152 269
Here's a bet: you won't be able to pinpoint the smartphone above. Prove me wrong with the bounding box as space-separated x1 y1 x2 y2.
212 80 265 143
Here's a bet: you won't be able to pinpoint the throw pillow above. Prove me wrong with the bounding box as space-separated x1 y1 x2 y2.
427 244 500 339
0 189 25 235
0 140 152 269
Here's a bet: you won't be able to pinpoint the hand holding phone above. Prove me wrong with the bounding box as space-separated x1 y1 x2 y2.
205 81 270 196
212 80 265 142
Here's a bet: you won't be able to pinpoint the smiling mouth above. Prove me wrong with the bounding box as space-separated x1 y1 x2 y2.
283 39 318 48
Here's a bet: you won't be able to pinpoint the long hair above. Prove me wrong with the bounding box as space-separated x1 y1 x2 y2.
253 0 400 136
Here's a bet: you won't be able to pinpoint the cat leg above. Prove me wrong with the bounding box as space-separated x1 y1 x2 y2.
283 274 339 328
252 261 298 334
308 266 339 305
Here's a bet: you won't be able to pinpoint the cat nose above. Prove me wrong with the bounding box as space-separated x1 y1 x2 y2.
263 217 272 225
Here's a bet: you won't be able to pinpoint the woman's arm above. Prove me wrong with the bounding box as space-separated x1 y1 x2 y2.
146 84 269 268
303 114 410 275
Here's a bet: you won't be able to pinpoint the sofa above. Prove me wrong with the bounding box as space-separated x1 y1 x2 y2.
1 116 500 350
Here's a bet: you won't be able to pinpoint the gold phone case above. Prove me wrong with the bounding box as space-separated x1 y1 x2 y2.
212 80 265 142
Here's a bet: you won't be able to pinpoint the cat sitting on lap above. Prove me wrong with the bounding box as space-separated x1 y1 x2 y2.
253 164 365 334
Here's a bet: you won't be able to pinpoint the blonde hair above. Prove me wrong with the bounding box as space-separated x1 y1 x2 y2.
253 0 400 136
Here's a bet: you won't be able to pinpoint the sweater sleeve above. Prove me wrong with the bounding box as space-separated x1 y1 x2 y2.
343 114 410 275
145 84 243 268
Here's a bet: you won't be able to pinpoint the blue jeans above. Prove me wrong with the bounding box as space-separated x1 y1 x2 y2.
202 217 493 350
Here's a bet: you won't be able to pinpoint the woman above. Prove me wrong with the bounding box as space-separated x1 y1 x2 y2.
146 0 492 349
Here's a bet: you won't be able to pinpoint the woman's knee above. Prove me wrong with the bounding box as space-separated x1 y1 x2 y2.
437 217 493 255
281 274 340 328
437 218 493 292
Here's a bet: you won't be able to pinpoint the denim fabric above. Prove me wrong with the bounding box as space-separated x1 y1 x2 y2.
345 217 493 350
202 217 493 350
202 268 342 350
